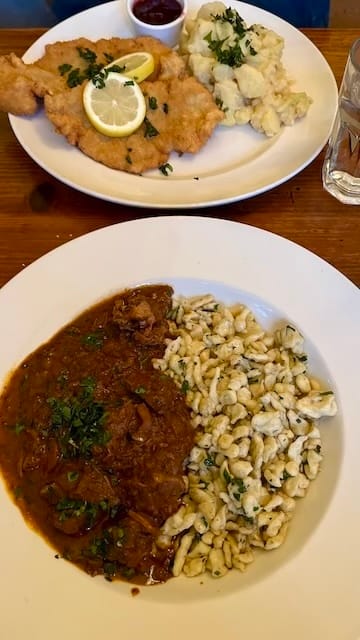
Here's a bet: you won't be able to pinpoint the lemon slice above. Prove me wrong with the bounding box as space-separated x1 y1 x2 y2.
106 52 155 83
83 72 146 137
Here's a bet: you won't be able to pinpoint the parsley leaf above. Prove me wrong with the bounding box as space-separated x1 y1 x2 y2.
143 117 159 138
159 163 173 176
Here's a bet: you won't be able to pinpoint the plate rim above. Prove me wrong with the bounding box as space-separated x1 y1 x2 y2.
8 0 338 208
0 216 359 640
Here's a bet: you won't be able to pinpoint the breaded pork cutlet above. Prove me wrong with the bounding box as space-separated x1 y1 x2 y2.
0 36 223 174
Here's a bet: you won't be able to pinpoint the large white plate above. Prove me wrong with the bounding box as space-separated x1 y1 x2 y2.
8 0 338 208
0 216 359 639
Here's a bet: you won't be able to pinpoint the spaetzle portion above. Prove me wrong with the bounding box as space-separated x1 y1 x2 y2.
179 2 312 136
153 293 337 579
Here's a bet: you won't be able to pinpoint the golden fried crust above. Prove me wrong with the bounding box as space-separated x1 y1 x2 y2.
0 36 223 173
31 36 185 85
45 74 223 174
44 86 169 174
0 37 182 116
142 76 225 154
0 53 63 115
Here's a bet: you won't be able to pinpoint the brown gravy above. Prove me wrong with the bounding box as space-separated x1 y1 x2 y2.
0 285 194 584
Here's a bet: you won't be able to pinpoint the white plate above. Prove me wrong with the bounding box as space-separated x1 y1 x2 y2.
8 0 338 208
0 216 359 639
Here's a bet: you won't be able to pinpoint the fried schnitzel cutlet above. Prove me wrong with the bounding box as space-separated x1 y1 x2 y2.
0 36 223 174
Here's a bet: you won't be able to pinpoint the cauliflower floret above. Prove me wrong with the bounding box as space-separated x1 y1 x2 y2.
234 105 252 125
252 24 284 59
213 80 246 126
234 64 266 99
184 20 217 57
251 103 281 137
277 92 313 125
214 19 237 47
213 63 235 82
188 53 215 87
197 1 227 20
180 1 312 136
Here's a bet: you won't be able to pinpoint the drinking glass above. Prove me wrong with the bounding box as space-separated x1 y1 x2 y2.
322 38 360 204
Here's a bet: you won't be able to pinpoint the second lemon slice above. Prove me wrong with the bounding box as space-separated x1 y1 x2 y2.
83 72 146 137
106 52 155 83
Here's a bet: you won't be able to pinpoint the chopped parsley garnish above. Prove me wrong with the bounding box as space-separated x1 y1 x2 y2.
243 515 254 524
11 422 25 435
125 147 133 164
108 64 125 74
91 69 108 89
47 387 109 459
56 497 100 528
166 305 179 320
162 102 169 113
159 162 173 176
67 470 79 482
181 380 190 394
58 63 72 76
87 530 112 558
57 370 69 387
104 561 117 580
80 375 96 397
143 117 159 138
13 486 23 499
134 385 146 395
203 9 256 67
58 48 127 89
233 477 246 493
212 7 247 37
66 67 84 88
149 96 158 109
84 527 129 580
85 65 105 84
120 566 135 579
77 46 97 63
55 498 119 530
204 32 245 67
82 330 104 349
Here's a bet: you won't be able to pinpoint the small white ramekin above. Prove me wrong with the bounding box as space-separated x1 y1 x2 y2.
126 0 187 47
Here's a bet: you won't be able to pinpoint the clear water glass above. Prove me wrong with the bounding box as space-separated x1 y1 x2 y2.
322 38 360 204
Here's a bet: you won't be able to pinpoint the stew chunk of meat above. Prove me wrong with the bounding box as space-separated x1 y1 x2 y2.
0 285 194 584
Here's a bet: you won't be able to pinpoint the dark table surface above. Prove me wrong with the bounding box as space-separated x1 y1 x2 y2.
0 28 359 289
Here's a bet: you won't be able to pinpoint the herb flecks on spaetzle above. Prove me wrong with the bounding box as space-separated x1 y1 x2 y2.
153 294 337 579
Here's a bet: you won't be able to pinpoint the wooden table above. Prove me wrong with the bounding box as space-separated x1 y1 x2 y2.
0 28 359 289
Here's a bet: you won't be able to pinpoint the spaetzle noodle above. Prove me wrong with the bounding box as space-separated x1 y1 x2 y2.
153 293 337 579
